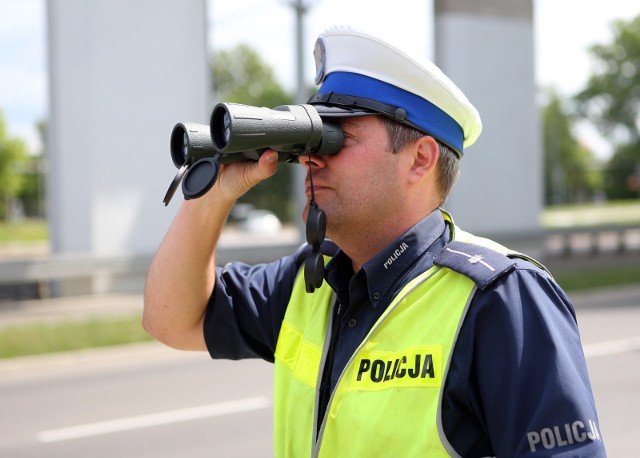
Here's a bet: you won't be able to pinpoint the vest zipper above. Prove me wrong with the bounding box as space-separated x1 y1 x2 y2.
311 267 443 457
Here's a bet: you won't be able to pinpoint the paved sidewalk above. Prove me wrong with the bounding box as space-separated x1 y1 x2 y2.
567 283 640 310
0 293 143 328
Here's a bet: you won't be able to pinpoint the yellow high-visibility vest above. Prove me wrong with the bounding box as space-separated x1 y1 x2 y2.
274 259 475 457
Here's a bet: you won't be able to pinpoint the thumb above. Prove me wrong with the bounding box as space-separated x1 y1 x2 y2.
255 150 279 181
216 150 279 201
243 150 278 186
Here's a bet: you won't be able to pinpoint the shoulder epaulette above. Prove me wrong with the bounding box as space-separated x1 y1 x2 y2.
434 240 517 290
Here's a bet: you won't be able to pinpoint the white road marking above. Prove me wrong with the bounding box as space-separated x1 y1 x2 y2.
37 396 271 443
584 336 640 358
34 336 639 444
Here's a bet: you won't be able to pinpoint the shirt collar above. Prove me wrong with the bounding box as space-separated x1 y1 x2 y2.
325 209 447 308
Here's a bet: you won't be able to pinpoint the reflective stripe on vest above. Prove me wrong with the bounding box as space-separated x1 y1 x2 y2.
274 259 476 457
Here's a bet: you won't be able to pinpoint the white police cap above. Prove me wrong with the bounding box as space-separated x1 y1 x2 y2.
307 26 482 155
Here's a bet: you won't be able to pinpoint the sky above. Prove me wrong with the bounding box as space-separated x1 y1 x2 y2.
1 0 640 159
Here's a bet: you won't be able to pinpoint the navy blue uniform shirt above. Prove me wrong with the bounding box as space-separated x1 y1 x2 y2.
204 210 606 457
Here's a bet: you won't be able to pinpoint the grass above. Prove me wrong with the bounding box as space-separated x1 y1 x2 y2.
542 200 640 228
553 264 640 292
0 315 154 359
0 218 48 244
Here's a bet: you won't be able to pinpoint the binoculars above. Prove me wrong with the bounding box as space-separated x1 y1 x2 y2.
163 102 343 205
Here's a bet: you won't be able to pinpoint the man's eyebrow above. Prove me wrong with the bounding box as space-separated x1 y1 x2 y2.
340 119 363 131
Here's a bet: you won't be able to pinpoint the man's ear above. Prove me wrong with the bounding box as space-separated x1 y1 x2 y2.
407 136 439 184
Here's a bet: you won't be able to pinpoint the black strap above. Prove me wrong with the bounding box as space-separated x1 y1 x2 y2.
308 92 408 122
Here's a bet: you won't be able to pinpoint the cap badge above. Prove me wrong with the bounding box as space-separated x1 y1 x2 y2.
313 37 327 85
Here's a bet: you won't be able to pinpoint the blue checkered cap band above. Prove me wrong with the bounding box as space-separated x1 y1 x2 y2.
311 26 482 155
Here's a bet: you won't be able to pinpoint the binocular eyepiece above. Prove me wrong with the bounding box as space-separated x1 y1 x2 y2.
163 103 343 205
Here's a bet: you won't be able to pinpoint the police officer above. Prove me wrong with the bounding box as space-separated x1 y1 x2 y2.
143 26 606 457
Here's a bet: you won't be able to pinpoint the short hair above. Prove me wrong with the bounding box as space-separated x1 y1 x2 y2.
378 117 460 205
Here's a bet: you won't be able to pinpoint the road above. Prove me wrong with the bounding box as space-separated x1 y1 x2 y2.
0 348 274 457
573 286 640 457
0 286 639 457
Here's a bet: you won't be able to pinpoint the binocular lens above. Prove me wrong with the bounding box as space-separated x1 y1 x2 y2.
223 112 231 144
170 124 188 167
170 122 217 169
182 132 189 162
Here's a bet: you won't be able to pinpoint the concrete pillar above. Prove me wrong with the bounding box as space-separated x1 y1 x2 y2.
46 0 209 293
434 0 541 240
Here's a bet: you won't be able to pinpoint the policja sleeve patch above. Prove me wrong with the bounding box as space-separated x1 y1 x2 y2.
434 241 517 290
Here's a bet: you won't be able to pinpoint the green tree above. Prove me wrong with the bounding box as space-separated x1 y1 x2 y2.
0 110 28 220
212 44 296 221
543 92 601 205
17 154 45 218
604 143 640 199
574 15 640 200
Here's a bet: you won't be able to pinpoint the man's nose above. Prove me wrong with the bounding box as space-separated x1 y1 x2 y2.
297 153 327 169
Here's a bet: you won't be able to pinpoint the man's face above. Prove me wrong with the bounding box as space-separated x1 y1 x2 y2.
299 115 407 237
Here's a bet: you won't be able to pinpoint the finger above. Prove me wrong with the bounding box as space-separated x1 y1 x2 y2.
257 150 279 179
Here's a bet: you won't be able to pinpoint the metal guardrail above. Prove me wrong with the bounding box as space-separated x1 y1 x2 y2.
544 225 640 256
0 242 302 300
0 225 638 300
0 254 151 286
0 244 303 286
